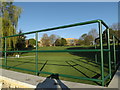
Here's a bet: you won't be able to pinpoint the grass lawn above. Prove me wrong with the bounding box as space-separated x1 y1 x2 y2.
0 46 112 86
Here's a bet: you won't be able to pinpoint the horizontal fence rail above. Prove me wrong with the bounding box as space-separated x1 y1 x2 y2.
1 49 110 53
0 19 108 39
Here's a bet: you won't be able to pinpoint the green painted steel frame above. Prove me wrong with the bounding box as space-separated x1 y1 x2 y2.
107 28 112 79
0 20 101 39
1 19 119 86
4 38 7 68
1 49 110 53
113 36 117 70
112 35 120 69
36 32 38 75
98 21 105 86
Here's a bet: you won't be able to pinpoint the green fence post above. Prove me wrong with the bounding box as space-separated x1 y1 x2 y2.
4 38 7 68
35 32 38 75
117 39 118 65
107 28 112 79
117 39 120 66
113 36 116 69
95 43 98 63
98 20 104 86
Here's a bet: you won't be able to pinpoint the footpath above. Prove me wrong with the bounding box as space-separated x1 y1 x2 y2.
108 66 120 89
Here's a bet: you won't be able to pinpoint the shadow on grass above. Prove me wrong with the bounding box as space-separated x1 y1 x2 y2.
74 58 99 68
7 59 71 67
66 46 113 67
37 60 48 76
74 59 108 73
6 58 102 79
66 61 90 78
67 46 100 62
65 61 101 85
69 60 101 75
7 59 32 69
6 58 102 85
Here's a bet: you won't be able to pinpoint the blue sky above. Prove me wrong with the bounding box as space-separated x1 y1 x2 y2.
14 2 118 40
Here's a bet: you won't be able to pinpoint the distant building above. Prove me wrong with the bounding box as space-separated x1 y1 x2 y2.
65 38 78 46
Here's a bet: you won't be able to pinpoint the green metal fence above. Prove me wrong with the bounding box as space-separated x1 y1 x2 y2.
0 19 120 86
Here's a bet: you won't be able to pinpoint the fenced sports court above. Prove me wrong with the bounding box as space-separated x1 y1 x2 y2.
0 19 120 86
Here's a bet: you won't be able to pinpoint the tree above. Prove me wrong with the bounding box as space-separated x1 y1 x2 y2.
55 38 67 46
61 38 67 46
55 39 61 46
80 33 94 45
28 38 36 47
76 39 84 46
41 34 50 46
1 1 22 50
84 35 94 45
80 33 88 45
88 29 98 45
110 23 120 31
110 23 120 39
73 39 79 46
15 30 26 50
49 34 57 46
118 30 120 40
88 29 98 40
80 33 87 40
